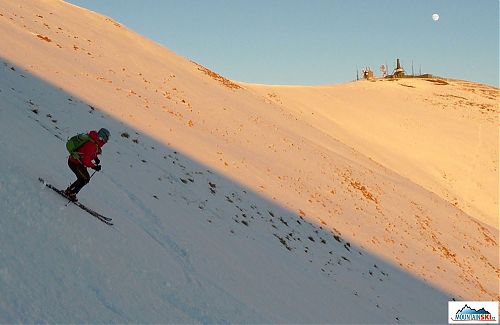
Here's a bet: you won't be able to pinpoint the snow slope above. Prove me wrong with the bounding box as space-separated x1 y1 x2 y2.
0 0 498 323
0 58 450 324
245 79 499 228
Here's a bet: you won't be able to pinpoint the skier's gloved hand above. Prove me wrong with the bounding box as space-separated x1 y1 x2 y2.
93 165 102 172
94 157 100 165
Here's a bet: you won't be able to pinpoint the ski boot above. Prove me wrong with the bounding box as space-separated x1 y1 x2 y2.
64 188 78 202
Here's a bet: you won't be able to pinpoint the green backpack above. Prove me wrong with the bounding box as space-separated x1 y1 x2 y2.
66 133 92 159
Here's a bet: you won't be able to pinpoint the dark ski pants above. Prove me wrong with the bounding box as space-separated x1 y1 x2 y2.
67 159 90 194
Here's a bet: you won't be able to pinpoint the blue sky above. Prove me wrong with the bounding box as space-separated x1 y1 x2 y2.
67 0 499 86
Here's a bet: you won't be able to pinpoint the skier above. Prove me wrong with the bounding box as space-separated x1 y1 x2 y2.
64 128 110 201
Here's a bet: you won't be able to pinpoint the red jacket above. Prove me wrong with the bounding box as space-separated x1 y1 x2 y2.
68 131 106 168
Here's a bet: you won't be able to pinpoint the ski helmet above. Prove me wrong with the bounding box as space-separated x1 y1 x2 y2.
97 128 110 143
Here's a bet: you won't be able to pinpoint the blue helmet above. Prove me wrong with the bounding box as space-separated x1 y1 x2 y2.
97 128 110 143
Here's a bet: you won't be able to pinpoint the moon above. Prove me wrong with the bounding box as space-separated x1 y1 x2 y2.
432 13 440 21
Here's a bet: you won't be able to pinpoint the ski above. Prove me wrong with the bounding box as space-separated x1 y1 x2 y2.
39 178 113 226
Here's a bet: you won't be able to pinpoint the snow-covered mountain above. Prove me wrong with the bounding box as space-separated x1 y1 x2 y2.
0 0 497 323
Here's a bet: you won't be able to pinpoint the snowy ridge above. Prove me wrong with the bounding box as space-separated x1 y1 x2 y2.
0 0 497 323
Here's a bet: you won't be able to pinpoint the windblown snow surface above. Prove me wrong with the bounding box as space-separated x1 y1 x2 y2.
0 1 498 323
